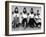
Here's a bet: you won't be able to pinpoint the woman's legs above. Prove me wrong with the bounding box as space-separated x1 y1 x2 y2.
28 18 36 28
22 19 24 27
22 18 27 28
28 18 34 28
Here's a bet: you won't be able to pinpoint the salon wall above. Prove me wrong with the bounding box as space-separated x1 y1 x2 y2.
0 0 46 37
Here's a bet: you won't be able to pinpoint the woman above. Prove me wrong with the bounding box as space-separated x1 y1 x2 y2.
22 7 27 28
28 8 36 28
34 10 41 28
12 7 19 28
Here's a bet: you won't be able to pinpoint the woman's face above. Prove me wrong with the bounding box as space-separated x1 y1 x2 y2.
23 9 26 11
31 8 33 11
16 9 18 11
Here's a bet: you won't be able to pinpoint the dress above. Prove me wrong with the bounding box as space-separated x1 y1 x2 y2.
12 13 19 28
22 14 27 27
28 14 36 27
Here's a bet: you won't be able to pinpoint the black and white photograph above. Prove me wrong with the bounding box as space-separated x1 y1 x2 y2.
5 1 45 36
12 6 41 31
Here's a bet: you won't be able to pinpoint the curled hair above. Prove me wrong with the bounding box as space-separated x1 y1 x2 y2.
14 7 18 14
23 7 27 14
30 8 34 14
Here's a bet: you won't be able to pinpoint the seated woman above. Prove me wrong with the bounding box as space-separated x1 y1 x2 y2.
12 7 19 28
28 8 36 28
22 7 27 28
34 10 41 28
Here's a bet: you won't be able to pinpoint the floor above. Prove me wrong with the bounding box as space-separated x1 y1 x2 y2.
12 25 41 31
